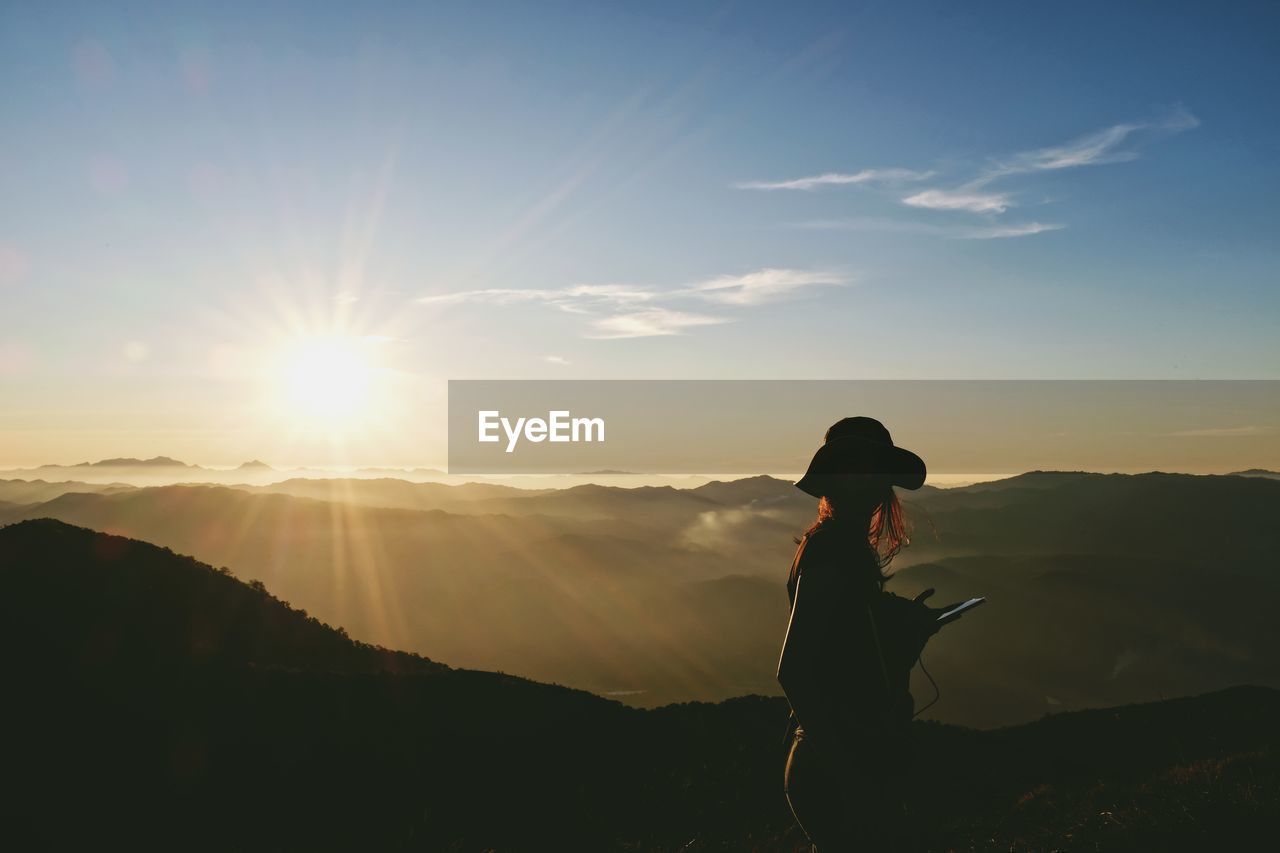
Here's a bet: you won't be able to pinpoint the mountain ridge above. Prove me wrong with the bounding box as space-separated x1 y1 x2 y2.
4 469 1278 721
1 518 1275 851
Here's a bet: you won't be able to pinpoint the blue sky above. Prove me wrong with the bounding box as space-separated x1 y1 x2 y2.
1 1 1278 465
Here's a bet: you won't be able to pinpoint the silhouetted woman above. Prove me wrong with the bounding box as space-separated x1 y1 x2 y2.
778 417 949 851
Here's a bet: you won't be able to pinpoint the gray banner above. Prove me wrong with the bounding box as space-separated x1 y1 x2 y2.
447 380 1280 475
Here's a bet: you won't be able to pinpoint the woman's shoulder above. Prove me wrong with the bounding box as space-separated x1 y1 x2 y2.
802 522 865 553
796 524 876 581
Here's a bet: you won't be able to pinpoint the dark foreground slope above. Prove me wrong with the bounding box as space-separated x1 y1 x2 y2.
1 519 1276 852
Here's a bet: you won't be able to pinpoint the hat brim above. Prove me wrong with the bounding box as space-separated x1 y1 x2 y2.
795 436 926 496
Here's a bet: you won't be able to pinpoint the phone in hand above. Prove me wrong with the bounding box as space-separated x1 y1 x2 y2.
937 597 986 624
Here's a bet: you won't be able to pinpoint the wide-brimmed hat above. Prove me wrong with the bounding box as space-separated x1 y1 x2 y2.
795 416 926 497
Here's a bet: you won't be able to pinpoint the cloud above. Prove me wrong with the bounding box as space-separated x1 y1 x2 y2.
544 355 571 365
984 107 1200 181
994 123 1144 175
679 504 788 550
894 107 1198 222
1166 425 1275 438
419 267 843 338
791 217 1061 239
735 168 933 191
959 222 1064 239
902 188 1013 214
417 284 655 313
739 109 1197 200
789 217 941 235
417 287 557 306
587 308 728 339
1157 104 1202 133
745 108 1198 246
691 268 849 305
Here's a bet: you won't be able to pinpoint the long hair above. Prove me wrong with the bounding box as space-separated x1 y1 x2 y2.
801 487 910 572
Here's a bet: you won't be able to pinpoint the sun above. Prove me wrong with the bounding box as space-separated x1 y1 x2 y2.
275 335 382 430
224 281 407 454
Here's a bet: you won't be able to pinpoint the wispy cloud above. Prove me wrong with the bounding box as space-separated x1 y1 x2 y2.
903 107 1200 215
418 267 849 338
989 123 1144 176
960 222 1064 239
691 268 847 305
734 168 933 191
789 217 940 235
792 217 1063 239
981 106 1200 182
587 308 728 339
902 188 1013 214
417 284 654 313
1166 425 1275 438
544 355 571 365
417 287 559 306
740 108 1197 242
679 504 788 550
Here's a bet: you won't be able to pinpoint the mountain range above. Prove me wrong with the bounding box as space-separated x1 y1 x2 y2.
2 519 1274 851
1 469 1277 726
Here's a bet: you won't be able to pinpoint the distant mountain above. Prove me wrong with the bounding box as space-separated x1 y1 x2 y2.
250 476 552 510
0 458 217 488
464 482 727 524
47 455 196 469
901 471 1280 572
689 473 796 505
946 470 1098 492
1231 468 1280 479
0 478 134 505
1 519 1275 851
236 459 274 471
4 470 1278 725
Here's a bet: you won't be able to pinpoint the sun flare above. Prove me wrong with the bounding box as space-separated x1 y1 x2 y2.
275 335 382 431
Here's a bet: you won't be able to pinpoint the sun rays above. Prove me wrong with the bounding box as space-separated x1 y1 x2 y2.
275 334 384 428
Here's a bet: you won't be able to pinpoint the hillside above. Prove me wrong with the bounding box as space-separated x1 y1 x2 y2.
0 519 1275 851
0 517 444 676
0 484 788 704
3 472 1279 723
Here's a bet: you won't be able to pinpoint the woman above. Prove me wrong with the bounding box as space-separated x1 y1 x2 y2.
778 417 951 850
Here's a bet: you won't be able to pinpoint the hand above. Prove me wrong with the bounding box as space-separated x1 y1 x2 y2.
876 591 941 663
934 601 974 626
913 588 967 628
904 589 942 638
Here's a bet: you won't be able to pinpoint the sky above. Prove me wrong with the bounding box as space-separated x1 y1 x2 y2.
1 1 1278 468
